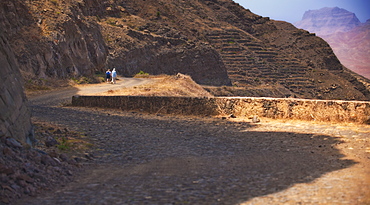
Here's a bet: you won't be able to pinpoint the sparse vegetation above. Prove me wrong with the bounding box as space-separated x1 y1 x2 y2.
94 71 107 82
106 18 118 27
134 71 150 78
71 76 98 84
25 79 51 91
56 136 93 152
34 122 93 153
57 137 71 151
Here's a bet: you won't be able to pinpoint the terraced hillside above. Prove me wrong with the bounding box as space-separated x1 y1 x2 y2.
2 0 370 100
206 29 316 98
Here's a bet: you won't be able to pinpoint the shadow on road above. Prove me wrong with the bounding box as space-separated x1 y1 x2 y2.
24 102 357 204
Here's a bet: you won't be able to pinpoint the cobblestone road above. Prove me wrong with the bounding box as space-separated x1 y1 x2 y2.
18 82 370 205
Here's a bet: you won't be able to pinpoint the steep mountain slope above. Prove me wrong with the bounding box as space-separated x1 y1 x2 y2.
0 0 108 81
320 20 370 79
2 0 370 100
295 7 370 80
294 7 361 36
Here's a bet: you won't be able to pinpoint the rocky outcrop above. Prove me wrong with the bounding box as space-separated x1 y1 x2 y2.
106 29 231 86
0 124 84 204
0 33 33 144
0 0 108 83
294 7 361 36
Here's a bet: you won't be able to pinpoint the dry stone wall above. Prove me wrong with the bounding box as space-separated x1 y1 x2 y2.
216 97 370 123
72 96 370 124
72 96 219 116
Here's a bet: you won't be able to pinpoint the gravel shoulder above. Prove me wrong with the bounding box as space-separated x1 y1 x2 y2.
18 80 370 205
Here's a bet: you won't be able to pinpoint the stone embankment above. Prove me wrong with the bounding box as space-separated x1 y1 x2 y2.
72 96 370 124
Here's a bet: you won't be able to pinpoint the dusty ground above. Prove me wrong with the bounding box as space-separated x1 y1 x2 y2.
94 74 214 97
15 76 370 204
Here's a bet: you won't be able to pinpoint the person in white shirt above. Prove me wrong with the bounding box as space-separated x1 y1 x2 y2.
111 68 117 84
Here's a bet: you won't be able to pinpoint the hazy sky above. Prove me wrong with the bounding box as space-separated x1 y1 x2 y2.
234 0 370 23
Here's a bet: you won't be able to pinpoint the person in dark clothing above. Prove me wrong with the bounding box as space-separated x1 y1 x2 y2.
105 69 111 83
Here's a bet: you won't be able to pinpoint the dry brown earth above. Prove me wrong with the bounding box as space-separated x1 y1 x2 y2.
95 74 214 98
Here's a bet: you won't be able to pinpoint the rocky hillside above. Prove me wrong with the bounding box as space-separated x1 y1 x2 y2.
0 0 108 82
295 7 370 80
2 0 370 100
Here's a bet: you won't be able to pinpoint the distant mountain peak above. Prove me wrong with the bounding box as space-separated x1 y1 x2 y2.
295 7 370 79
295 7 361 36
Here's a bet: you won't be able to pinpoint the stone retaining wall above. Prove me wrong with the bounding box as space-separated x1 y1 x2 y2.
72 96 370 124
216 97 370 124
72 96 219 116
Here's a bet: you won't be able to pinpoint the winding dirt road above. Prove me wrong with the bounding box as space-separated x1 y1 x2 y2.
28 77 154 106
19 79 370 204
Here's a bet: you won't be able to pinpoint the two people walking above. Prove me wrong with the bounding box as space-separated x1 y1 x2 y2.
105 68 117 84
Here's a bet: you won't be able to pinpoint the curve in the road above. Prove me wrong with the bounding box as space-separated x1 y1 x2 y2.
28 77 154 106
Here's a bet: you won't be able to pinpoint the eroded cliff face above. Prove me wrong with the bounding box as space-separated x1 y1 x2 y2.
105 28 231 86
0 34 33 144
1 0 231 87
80 0 232 86
0 0 108 83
